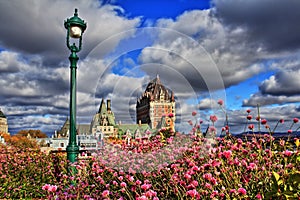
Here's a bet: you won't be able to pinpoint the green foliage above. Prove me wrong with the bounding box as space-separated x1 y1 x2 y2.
266 171 300 199
16 129 48 138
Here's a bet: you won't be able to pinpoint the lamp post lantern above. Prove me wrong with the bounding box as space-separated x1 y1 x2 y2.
64 8 87 167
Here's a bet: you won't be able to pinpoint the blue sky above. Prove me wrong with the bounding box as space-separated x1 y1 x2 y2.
112 0 210 20
0 0 300 135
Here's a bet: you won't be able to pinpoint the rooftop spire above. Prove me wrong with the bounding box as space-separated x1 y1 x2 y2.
155 74 161 84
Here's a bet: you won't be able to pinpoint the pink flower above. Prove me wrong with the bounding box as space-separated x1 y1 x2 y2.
210 190 219 198
246 109 251 113
217 99 224 106
210 115 218 123
137 195 148 200
279 119 284 123
222 150 232 159
136 180 142 185
192 111 197 116
112 180 118 186
261 119 267 125
287 129 293 134
191 180 198 187
238 187 247 195
184 173 192 180
248 124 254 130
42 184 50 191
128 176 134 182
203 173 212 181
247 115 252 120
293 118 299 123
49 185 57 192
283 150 293 157
188 120 193 126
145 190 157 198
256 193 262 199
42 184 57 192
205 183 212 189
229 189 237 194
141 183 152 190
265 125 270 129
247 162 257 171
102 190 110 197
168 113 174 117
186 189 199 198
208 126 217 133
120 182 127 188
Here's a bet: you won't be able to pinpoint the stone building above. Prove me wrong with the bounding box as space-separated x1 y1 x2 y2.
136 75 176 130
0 109 9 134
90 99 117 137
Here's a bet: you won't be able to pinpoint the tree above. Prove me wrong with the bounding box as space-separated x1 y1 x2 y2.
16 130 47 138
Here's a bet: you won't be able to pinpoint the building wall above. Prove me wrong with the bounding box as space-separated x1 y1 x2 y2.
92 125 115 138
0 118 8 134
150 101 175 129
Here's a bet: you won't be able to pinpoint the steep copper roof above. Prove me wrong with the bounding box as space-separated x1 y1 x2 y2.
143 75 170 101
98 98 107 114
97 99 116 126
0 110 6 118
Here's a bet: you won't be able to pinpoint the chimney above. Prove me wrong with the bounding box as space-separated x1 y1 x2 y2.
107 99 111 111
171 91 175 102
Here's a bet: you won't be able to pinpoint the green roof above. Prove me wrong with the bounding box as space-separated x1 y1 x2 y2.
117 124 151 133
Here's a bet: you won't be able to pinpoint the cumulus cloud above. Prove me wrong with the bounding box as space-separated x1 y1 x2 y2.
0 0 140 65
139 9 266 95
243 93 300 107
212 0 300 52
259 70 300 96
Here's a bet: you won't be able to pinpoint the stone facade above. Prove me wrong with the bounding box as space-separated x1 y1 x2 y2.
136 75 176 130
0 110 9 134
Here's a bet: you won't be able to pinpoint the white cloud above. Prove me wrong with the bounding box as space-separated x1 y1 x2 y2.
243 93 300 107
259 69 300 96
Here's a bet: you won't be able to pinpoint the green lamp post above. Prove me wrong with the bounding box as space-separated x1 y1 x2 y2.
64 8 87 167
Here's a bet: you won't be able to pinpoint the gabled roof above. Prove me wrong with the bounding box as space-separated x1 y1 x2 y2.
118 124 151 133
77 124 90 134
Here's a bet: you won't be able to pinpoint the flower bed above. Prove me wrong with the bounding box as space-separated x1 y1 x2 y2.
1 132 299 199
